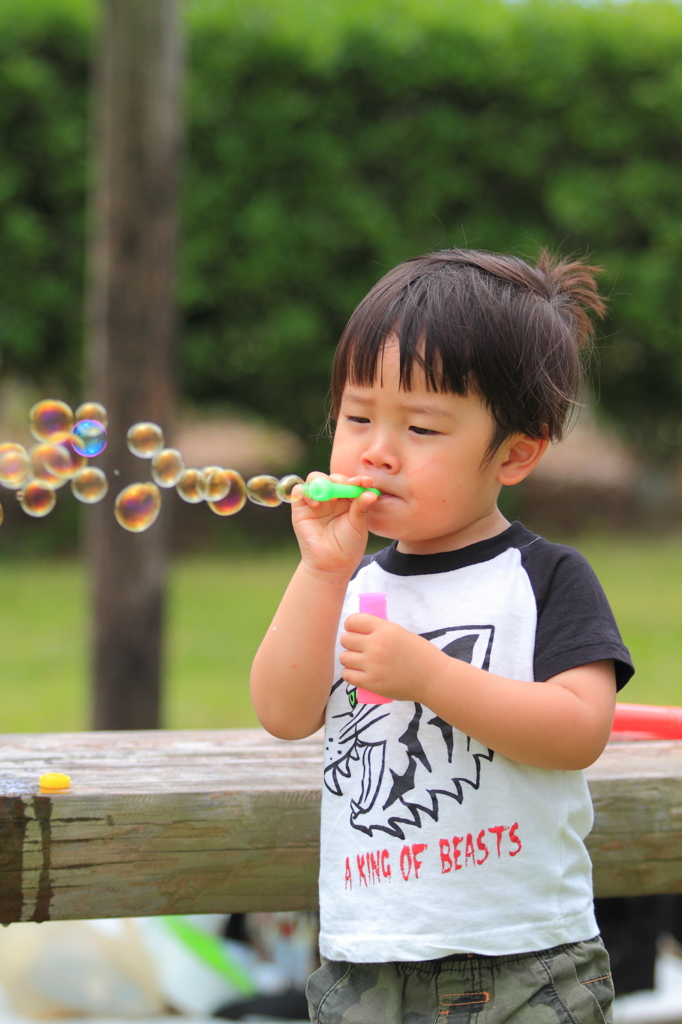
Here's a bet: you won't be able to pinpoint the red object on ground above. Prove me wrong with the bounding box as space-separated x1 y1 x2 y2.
611 703 682 740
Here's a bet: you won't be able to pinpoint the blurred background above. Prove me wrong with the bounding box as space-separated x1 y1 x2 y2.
2 1 682 1021
1 0 681 733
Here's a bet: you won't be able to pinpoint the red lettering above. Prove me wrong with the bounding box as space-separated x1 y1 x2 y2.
381 849 392 879
488 825 507 857
476 829 489 865
452 835 463 870
412 843 427 878
368 851 381 883
344 856 352 889
356 853 367 886
465 832 475 865
439 838 452 873
400 845 412 880
508 822 522 857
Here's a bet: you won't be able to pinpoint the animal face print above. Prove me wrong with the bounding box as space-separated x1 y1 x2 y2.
324 626 495 839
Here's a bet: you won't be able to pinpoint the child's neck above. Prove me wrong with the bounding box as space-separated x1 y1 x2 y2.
395 506 511 556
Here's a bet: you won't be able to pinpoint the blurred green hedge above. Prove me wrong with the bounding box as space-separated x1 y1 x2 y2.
2 0 682 461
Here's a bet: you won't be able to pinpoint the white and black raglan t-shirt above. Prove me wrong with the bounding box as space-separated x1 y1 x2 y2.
318 522 633 963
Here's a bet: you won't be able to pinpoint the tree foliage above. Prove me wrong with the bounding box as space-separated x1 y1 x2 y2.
2 0 682 460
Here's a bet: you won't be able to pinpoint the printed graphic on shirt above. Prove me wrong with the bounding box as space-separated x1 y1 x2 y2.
324 626 496 840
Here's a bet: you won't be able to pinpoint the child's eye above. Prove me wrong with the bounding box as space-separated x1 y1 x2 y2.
409 425 438 435
347 416 370 424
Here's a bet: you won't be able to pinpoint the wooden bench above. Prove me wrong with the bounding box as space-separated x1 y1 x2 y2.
0 730 680 924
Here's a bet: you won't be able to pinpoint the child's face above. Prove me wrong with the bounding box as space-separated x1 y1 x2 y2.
330 340 513 554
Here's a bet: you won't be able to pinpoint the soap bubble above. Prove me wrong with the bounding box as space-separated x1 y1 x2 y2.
75 401 108 429
30 444 72 487
0 444 30 490
114 482 161 532
204 468 232 502
200 465 222 496
60 440 87 477
20 480 56 517
29 400 74 442
71 467 108 504
152 448 184 488
127 422 164 459
276 474 304 502
72 419 107 457
246 474 281 507
207 470 247 516
176 468 207 503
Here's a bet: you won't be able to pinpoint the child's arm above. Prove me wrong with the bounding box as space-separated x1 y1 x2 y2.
250 476 378 739
339 616 616 769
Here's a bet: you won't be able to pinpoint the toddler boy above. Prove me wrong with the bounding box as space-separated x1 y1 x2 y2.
251 249 633 1023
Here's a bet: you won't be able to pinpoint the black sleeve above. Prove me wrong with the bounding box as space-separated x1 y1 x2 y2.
520 538 634 690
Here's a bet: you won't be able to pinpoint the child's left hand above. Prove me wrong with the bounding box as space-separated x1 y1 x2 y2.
340 614 447 702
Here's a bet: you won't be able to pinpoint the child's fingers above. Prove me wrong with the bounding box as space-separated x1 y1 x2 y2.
340 629 367 651
339 649 363 670
341 668 364 687
347 489 378 528
344 612 379 634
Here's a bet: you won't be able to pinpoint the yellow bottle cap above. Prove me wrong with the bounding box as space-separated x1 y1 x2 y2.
39 772 71 792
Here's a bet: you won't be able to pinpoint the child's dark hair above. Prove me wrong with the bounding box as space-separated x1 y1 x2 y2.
330 249 606 459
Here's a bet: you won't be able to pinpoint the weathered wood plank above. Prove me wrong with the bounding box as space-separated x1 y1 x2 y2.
0 730 680 922
586 740 682 898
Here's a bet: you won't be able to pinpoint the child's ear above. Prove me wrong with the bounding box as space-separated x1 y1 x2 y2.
496 432 549 486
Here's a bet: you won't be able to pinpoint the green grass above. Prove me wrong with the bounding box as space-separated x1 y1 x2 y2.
0 559 87 733
0 551 299 733
165 551 299 730
572 536 682 708
0 536 679 733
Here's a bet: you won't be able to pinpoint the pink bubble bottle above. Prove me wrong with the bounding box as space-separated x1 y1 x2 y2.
356 593 393 705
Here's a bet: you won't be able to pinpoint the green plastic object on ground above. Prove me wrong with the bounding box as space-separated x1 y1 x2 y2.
162 916 257 995
301 479 381 502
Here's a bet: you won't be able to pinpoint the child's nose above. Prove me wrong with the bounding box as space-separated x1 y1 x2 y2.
361 437 399 472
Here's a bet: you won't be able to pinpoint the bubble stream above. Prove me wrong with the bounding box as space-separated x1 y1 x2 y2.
0 396 375 533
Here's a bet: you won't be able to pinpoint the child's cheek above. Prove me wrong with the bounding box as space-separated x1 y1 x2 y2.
404 457 437 478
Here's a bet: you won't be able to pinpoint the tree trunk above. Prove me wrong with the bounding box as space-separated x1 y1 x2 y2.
85 0 183 729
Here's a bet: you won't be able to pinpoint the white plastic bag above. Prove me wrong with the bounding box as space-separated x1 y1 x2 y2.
0 918 165 1018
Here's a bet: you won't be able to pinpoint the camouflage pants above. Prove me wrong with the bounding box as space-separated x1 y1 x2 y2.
306 936 613 1024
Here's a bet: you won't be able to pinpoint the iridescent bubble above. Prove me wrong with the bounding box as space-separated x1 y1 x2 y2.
30 444 71 487
75 401 108 429
246 474 281 507
276 474 304 503
152 448 184 488
72 419 107 457
207 470 247 516
60 439 87 477
176 469 207 504
20 480 56 518
71 467 108 504
114 482 161 532
126 422 164 459
0 444 30 490
204 468 232 502
29 400 74 443
200 465 222 495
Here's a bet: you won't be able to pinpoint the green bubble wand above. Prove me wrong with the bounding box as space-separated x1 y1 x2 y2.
301 479 381 502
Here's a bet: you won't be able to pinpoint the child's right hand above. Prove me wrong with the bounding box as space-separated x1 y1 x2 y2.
291 472 379 580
